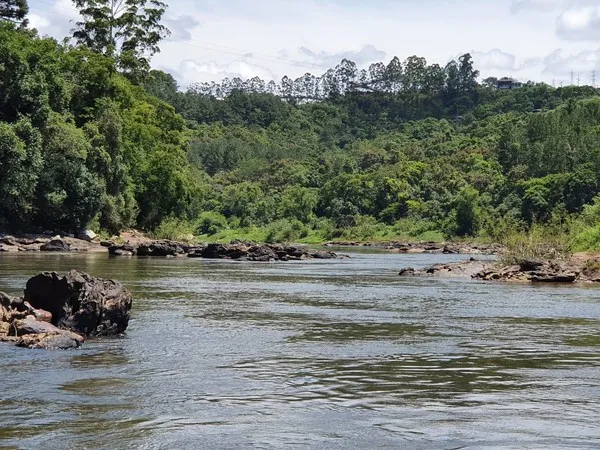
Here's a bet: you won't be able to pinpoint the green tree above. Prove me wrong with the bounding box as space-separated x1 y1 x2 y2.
72 0 170 79
0 0 28 27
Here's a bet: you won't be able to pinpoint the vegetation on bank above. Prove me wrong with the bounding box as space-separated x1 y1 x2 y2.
2 4 600 254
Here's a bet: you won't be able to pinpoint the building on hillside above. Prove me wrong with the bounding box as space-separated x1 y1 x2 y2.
496 77 523 90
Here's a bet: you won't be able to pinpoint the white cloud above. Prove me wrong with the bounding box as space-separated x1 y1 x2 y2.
297 45 387 68
510 0 563 14
471 48 520 71
163 15 199 41
28 13 51 30
27 0 600 85
556 6 600 41
174 59 277 87
543 48 600 76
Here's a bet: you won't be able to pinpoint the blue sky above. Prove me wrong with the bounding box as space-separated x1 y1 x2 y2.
28 0 600 88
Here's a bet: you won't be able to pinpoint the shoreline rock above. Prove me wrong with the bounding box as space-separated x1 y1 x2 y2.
0 270 132 350
399 254 600 284
324 241 501 255
111 240 347 261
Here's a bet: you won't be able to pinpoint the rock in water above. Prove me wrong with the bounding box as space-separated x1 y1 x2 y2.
23 270 132 337
40 238 71 252
137 241 185 257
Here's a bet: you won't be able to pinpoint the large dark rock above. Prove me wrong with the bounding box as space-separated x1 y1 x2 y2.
40 238 71 252
24 270 132 337
137 241 185 257
108 244 136 256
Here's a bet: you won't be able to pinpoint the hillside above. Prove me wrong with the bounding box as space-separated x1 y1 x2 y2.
3 22 600 251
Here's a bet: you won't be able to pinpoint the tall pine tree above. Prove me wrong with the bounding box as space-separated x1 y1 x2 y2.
0 0 28 28
72 0 169 81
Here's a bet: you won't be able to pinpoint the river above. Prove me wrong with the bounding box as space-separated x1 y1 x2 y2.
0 251 599 449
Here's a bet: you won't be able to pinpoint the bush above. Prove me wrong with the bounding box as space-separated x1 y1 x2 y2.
265 219 308 243
500 223 572 264
196 211 228 235
152 217 196 242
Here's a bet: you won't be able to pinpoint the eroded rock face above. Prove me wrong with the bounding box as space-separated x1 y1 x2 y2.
24 270 132 337
1 271 133 350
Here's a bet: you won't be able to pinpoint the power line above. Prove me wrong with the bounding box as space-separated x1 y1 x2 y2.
29 1 328 72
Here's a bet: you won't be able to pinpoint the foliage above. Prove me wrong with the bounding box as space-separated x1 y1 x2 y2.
72 0 170 79
5 18 600 249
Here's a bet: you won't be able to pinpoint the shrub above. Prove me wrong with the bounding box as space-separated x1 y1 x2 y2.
152 217 196 242
196 211 228 235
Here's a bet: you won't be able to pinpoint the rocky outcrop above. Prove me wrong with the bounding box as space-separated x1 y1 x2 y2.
24 270 132 336
107 240 344 261
191 242 342 261
399 257 582 284
474 260 578 283
325 241 501 255
137 240 189 257
399 258 490 279
0 271 132 350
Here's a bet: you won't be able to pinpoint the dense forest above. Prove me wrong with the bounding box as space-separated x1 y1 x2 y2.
2 1 600 250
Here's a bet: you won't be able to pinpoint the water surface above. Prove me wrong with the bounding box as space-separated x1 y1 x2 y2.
0 252 599 449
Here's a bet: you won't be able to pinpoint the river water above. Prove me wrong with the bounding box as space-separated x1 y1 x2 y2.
0 251 599 449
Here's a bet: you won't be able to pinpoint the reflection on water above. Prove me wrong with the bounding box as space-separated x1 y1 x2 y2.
0 252 600 448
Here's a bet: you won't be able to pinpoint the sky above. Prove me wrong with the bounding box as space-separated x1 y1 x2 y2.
27 0 600 89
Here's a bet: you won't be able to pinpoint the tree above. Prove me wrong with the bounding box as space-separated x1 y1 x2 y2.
72 0 170 79
0 0 28 28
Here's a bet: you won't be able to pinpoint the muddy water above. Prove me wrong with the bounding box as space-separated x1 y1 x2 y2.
0 252 599 449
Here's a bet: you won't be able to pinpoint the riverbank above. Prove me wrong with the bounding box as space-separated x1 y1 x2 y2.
399 252 600 284
324 241 501 255
1 231 499 258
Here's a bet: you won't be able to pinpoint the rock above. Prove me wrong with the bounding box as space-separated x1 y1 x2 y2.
40 238 71 252
0 292 12 309
32 308 52 323
108 244 136 256
0 321 10 337
137 241 185 257
307 250 340 259
16 331 83 350
78 229 97 242
519 260 544 271
24 270 132 337
14 317 62 336
399 268 416 276
100 240 114 247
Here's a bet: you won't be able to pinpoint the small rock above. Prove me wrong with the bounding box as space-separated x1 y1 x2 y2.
14 317 62 336
17 331 83 350
78 229 97 242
